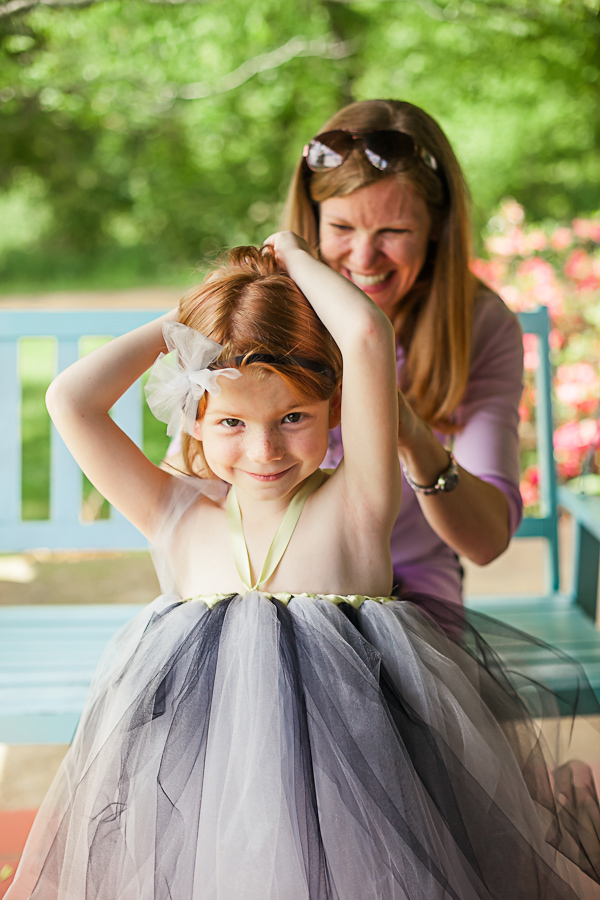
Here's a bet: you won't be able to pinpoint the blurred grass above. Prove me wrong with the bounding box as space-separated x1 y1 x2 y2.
19 337 170 521
0 246 194 295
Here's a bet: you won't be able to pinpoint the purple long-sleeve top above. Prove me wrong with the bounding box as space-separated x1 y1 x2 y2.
323 289 524 605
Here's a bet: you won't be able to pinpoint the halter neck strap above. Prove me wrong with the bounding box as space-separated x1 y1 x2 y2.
226 469 326 591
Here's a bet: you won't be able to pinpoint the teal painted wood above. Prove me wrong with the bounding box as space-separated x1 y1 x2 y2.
0 604 142 743
51 338 80 525
468 307 600 712
0 309 168 552
0 340 21 526
514 308 560 593
557 488 600 621
467 596 600 713
1 714 81 745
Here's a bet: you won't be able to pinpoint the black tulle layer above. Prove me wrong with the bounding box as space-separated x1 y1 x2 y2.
7 592 600 900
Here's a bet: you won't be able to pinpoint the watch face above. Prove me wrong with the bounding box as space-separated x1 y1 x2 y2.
438 471 459 492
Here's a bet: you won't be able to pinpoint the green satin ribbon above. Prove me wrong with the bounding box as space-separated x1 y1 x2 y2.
225 469 326 591
185 591 396 609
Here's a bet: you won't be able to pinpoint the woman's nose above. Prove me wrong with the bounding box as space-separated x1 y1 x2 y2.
246 429 284 464
348 233 381 270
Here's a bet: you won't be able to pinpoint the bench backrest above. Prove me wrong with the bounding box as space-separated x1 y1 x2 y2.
0 307 558 570
0 310 165 552
514 307 559 593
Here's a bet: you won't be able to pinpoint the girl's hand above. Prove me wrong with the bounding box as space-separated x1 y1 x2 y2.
263 231 311 264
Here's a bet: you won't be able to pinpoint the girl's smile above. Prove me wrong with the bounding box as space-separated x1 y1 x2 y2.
195 369 340 506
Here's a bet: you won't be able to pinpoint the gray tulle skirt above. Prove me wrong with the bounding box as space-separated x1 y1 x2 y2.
7 591 600 899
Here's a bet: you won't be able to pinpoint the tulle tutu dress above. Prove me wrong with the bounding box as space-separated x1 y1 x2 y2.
7 471 600 900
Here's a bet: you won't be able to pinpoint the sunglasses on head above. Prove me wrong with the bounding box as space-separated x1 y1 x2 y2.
303 130 439 175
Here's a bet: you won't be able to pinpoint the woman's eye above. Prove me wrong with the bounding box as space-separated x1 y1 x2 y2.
221 418 242 428
283 412 303 424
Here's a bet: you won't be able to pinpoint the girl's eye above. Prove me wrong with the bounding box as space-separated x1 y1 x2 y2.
221 418 242 428
283 412 303 424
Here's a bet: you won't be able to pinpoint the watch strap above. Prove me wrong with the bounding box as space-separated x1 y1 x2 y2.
402 451 459 495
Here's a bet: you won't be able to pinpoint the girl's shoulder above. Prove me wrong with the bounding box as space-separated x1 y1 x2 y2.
150 475 228 594
152 473 227 537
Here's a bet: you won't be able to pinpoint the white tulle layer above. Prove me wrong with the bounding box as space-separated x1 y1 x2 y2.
7 592 600 900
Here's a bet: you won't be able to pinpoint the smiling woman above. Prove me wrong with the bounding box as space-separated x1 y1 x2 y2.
281 98 525 604
318 179 432 318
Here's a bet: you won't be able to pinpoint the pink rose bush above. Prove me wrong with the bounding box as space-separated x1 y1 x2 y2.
472 199 600 511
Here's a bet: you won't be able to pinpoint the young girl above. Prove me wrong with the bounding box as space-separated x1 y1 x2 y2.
7 236 600 900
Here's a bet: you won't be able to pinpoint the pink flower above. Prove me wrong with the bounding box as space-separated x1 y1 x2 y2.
517 257 556 283
522 332 540 371
520 465 539 507
549 328 565 350
576 275 600 294
499 284 524 311
554 419 598 453
556 455 584 480
500 198 525 225
564 248 593 281
486 232 526 257
556 361 598 384
550 227 573 251
525 229 548 252
515 257 564 317
572 218 600 243
470 257 507 291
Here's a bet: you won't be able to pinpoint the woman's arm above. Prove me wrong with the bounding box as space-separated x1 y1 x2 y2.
397 406 510 565
45 309 178 539
266 232 401 526
398 297 523 565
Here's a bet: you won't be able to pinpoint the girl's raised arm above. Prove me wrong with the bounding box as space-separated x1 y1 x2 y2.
265 232 401 526
45 310 178 539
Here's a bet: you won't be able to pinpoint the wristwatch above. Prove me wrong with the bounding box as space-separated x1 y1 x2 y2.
402 450 459 495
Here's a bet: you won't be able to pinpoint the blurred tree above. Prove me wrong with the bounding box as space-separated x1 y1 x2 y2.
0 0 597 288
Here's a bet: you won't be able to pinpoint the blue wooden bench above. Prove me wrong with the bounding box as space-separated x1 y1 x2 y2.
0 307 599 744
0 310 160 744
466 306 600 713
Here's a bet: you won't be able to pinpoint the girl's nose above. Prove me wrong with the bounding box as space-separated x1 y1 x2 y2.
246 430 284 464
348 233 381 270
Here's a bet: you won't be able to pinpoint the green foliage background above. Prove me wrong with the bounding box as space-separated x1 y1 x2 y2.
1 0 599 291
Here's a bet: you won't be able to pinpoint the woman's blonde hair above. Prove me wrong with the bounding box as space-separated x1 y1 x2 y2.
281 99 475 431
177 245 342 477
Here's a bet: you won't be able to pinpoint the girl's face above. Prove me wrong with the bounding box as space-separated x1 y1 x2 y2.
319 178 433 319
195 368 340 503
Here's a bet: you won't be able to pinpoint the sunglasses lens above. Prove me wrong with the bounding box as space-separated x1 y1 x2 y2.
363 131 416 171
305 132 355 171
304 130 437 176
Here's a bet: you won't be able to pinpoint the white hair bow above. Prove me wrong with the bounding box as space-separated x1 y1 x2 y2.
145 322 242 437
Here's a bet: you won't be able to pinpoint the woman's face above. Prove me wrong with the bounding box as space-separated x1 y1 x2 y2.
319 178 433 319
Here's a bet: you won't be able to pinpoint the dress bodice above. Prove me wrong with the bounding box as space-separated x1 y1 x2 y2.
226 468 326 591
